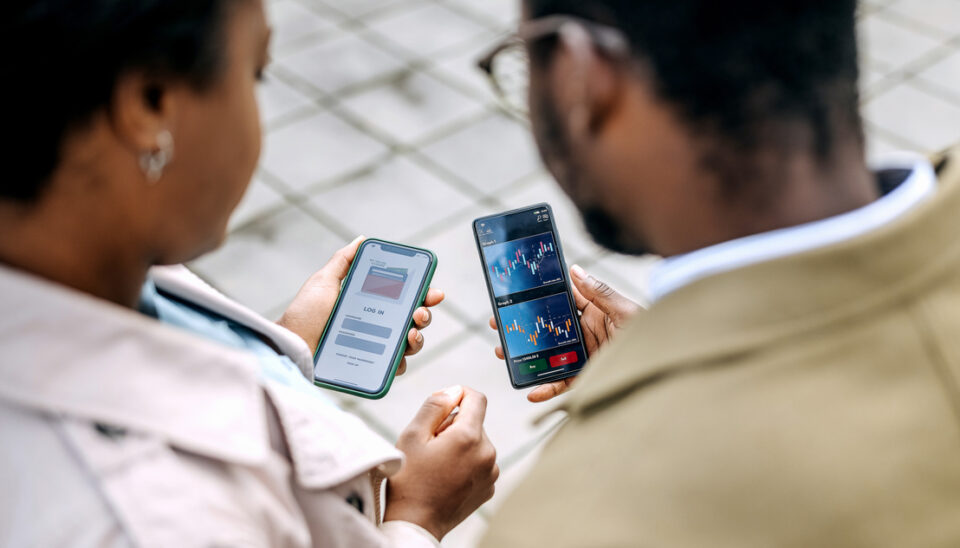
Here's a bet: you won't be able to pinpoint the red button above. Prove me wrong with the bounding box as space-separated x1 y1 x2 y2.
549 351 579 368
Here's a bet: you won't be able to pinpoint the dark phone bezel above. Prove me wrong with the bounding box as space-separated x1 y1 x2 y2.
473 203 588 390
312 238 437 399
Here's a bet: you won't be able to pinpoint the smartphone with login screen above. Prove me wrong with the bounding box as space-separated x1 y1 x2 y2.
474 204 588 389
313 239 437 399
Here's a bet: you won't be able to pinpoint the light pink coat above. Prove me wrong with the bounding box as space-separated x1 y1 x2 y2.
0 264 438 547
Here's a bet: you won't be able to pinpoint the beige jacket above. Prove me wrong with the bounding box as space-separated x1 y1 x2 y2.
0 265 438 547
482 147 960 547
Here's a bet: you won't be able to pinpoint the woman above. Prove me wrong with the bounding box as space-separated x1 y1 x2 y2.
0 1 497 546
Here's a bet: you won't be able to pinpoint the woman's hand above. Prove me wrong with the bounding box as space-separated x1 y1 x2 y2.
386 386 498 541
490 264 640 403
278 236 444 375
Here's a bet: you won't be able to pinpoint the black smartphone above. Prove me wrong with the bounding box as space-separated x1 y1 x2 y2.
313 239 438 400
473 203 588 389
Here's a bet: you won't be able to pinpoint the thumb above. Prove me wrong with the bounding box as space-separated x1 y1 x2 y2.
570 264 638 319
316 236 365 284
407 385 464 438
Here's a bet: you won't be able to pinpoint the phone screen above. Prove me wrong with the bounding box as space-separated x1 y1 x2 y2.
314 240 433 395
475 205 588 388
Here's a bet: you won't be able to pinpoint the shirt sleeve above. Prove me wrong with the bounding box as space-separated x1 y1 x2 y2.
379 521 441 547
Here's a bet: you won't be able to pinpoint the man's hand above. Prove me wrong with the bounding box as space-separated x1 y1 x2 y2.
385 386 499 541
490 264 640 403
278 236 444 375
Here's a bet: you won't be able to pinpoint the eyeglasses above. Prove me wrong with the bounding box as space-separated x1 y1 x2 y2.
476 15 630 118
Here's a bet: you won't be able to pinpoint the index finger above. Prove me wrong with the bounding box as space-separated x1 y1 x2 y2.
569 275 590 312
451 387 487 431
423 288 445 307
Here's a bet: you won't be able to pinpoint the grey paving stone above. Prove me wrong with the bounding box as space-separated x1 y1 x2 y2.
426 34 504 106
885 0 960 36
859 14 944 68
419 113 542 195
261 109 391 191
411 304 470 364
315 0 415 19
867 133 919 163
338 71 487 145
444 0 520 29
227 175 287 231
191 206 344 315
365 3 491 57
275 31 407 94
305 155 476 241
864 83 960 152
860 56 896 96
916 50 960 104
267 0 340 49
415 203 503 324
257 72 316 127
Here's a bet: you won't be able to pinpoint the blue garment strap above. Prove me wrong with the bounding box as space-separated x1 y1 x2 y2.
139 278 333 405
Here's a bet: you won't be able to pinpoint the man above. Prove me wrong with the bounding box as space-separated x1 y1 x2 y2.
480 0 960 545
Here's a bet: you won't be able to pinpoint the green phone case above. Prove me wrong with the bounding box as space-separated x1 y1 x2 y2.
312 238 438 399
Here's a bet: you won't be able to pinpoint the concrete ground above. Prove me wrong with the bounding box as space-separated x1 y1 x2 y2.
191 0 960 545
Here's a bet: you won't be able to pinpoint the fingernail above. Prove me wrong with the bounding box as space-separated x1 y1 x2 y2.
571 264 586 280
441 385 464 400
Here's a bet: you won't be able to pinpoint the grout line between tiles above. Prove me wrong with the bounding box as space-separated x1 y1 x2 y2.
861 38 960 103
909 77 960 111
872 5 960 41
432 0 517 34
863 119 929 152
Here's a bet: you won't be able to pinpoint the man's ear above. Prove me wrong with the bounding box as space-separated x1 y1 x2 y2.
110 72 177 154
550 23 623 140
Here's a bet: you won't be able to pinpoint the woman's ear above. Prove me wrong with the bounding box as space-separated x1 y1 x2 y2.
109 72 178 155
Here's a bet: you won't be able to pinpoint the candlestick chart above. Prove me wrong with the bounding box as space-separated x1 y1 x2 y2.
498 293 578 357
482 232 564 297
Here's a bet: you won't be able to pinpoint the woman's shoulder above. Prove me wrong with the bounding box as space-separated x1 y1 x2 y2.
0 402 131 547
0 396 312 547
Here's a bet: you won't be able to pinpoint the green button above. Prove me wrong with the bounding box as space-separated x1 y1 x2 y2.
518 359 549 374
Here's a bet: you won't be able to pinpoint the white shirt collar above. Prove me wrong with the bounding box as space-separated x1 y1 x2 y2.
648 155 938 302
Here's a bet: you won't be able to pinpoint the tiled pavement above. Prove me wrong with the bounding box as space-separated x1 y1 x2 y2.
190 0 960 545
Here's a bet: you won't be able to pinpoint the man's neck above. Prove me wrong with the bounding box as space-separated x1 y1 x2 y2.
661 148 878 257
648 155 936 302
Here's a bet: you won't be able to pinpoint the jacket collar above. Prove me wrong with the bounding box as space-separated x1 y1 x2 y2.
0 265 270 466
150 265 316 379
566 146 960 416
648 156 937 301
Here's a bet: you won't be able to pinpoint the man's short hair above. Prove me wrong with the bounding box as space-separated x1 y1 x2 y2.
528 0 862 186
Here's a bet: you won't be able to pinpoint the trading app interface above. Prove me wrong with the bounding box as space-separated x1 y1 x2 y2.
477 207 587 385
314 242 431 393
